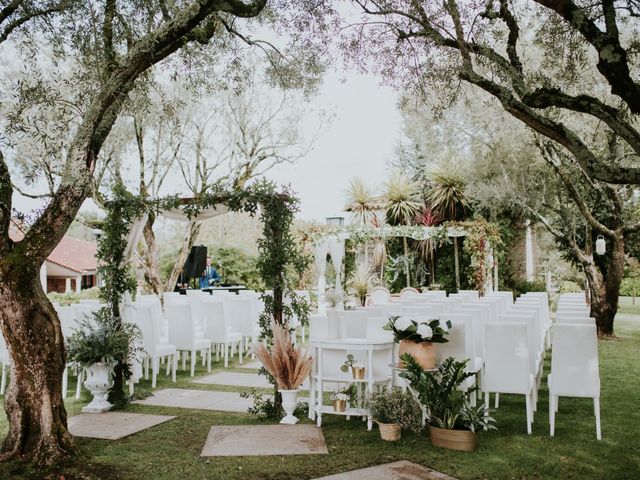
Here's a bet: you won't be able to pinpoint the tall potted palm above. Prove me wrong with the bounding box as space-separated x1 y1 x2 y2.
384 171 421 287
426 164 469 291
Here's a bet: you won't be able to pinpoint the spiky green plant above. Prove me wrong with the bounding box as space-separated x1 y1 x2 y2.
385 171 421 287
348 263 372 306
345 177 379 225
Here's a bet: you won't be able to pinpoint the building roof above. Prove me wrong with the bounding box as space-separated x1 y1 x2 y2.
9 218 98 274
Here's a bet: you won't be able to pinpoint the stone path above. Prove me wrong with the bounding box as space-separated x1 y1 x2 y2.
201 424 328 456
313 461 456 480
192 371 310 390
68 412 175 440
241 360 262 369
134 388 309 413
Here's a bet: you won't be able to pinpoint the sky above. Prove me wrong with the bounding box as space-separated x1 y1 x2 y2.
266 70 401 221
11 68 402 223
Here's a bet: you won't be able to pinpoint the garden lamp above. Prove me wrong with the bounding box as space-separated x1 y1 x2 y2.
595 235 606 255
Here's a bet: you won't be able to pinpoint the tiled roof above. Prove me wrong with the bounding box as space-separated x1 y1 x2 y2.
47 236 98 273
9 218 97 273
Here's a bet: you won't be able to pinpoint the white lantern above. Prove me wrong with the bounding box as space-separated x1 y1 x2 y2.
595 235 606 255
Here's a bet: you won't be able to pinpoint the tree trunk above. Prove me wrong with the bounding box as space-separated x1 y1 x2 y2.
165 220 201 292
402 236 411 288
0 266 75 466
141 213 163 295
584 234 625 336
453 237 460 291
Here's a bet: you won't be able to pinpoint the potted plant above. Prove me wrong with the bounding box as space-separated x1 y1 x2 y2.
254 322 313 424
364 387 422 441
400 355 496 451
340 354 366 379
66 309 142 413
332 392 349 412
384 316 451 369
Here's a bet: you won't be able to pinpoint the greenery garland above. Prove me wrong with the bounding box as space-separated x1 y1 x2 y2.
459 218 502 295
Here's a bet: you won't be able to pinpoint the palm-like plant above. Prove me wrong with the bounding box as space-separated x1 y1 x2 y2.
345 177 379 225
348 263 372 306
426 164 469 290
385 171 421 287
415 207 440 286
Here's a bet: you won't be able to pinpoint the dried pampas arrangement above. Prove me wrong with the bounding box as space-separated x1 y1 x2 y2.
255 322 313 390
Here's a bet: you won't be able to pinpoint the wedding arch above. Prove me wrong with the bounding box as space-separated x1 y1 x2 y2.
312 221 501 312
96 180 309 404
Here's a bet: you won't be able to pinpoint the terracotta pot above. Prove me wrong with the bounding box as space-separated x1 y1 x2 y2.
399 340 436 370
378 422 401 441
429 426 477 452
333 399 347 412
351 366 366 380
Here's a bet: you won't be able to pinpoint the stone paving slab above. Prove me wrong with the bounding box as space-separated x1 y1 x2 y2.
201 424 328 456
133 388 309 413
313 461 456 480
241 360 263 369
68 412 175 440
192 371 310 390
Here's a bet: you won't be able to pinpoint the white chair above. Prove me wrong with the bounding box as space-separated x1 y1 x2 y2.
402 305 441 319
458 290 480 298
548 324 601 440
165 303 212 376
337 310 367 339
436 319 477 405
440 312 482 374
126 303 177 388
223 296 258 353
57 306 84 399
200 298 243 368
400 287 419 298
369 286 391 305
79 299 100 306
483 322 535 434
419 290 447 299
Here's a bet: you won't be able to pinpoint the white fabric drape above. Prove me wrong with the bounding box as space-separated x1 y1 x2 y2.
122 213 148 267
314 239 329 314
327 236 345 305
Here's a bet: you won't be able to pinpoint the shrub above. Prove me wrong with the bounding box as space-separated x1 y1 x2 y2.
364 387 423 432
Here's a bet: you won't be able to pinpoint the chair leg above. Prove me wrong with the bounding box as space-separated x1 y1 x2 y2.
495 393 500 409
75 368 83 399
555 396 559 412
549 394 555 437
152 356 158 388
144 357 149 380
172 353 177 383
190 350 196 377
594 398 602 440
525 394 532 434
182 351 187 371
239 339 243 365
215 344 220 362
207 347 211 372
224 343 229 368
62 366 68 399
166 355 171 375
129 381 135 396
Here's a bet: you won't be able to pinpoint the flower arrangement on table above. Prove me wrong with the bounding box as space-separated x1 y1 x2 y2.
383 316 451 369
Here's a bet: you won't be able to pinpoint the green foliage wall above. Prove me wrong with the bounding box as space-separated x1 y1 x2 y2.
208 247 263 289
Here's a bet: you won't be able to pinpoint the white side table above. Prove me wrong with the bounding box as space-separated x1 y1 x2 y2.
309 338 394 430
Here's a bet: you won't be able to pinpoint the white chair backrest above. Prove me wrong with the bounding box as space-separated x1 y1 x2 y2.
484 322 531 393
369 287 391 305
223 296 255 337
440 312 475 359
400 287 419 298
165 302 197 346
125 303 156 355
402 305 441 320
419 290 447 299
551 324 599 396
556 316 595 325
56 305 78 339
436 320 470 365
380 304 404 317
200 298 231 342
338 310 367 339
79 299 100 306
309 314 329 340
451 307 485 360
499 313 539 372
458 290 480 298
72 304 99 323
366 315 393 341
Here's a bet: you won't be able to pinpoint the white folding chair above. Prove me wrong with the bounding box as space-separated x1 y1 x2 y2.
483 322 535 434
223 296 257 354
436 320 477 405
548 324 601 440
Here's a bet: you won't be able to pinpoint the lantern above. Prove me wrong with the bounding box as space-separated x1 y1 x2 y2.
595 235 606 255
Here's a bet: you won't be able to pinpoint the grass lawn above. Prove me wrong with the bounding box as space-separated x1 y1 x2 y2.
1 311 639 479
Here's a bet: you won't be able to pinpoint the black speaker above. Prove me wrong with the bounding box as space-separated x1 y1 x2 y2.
183 245 207 279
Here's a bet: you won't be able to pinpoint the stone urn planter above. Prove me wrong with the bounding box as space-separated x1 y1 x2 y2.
429 426 477 452
399 340 436 370
279 389 300 424
82 362 114 414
